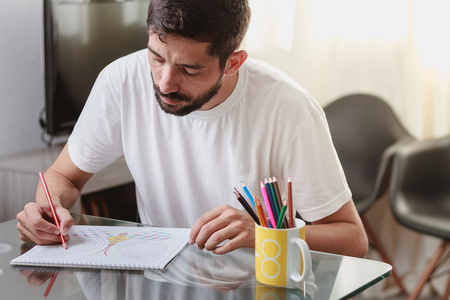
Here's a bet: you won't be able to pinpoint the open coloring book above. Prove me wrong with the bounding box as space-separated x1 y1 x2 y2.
11 225 191 270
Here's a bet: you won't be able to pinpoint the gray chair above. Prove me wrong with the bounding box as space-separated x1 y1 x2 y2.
324 94 415 293
389 136 450 300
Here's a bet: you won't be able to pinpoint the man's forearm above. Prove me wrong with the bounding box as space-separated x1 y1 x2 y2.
305 222 368 258
35 169 83 209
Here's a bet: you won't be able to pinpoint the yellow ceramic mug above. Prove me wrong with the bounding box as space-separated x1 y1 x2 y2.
255 218 311 287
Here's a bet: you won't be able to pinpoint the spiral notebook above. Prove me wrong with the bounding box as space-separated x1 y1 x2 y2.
11 225 191 270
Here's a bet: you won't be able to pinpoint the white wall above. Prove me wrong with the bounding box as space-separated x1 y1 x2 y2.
0 1 47 158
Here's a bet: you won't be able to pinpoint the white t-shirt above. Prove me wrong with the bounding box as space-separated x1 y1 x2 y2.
68 49 351 227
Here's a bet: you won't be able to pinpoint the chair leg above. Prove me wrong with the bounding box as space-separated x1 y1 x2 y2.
89 197 100 216
442 270 450 300
361 215 407 294
81 201 87 215
99 194 110 218
83 193 110 218
408 240 448 300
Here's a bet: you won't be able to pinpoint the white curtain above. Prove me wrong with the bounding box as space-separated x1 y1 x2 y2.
243 0 450 297
244 0 450 140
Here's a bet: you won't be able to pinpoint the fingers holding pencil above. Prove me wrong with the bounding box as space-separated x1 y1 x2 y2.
16 203 71 245
50 203 73 236
16 179 73 247
39 172 71 249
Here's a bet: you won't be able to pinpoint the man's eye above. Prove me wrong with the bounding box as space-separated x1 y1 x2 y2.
183 68 199 77
151 58 164 65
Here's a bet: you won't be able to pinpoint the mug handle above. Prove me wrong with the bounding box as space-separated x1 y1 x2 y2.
289 237 312 282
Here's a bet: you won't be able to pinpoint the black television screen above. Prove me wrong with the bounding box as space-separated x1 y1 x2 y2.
42 0 149 141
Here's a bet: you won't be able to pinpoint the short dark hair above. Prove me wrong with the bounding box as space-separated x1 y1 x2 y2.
147 0 251 69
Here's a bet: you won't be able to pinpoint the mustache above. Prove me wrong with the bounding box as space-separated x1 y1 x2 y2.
154 86 191 102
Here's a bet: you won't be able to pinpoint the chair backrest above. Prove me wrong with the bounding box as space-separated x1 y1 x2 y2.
324 94 414 214
389 136 450 240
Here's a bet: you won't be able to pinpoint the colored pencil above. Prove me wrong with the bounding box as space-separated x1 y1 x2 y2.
268 177 281 218
234 187 254 213
288 176 293 228
241 181 256 208
254 196 264 225
264 177 278 223
273 176 288 228
44 272 58 297
39 172 67 250
233 188 260 225
255 195 269 228
260 181 277 228
276 202 288 229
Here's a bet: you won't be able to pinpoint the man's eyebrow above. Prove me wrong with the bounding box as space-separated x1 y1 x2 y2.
147 45 162 58
181 62 206 70
147 45 206 70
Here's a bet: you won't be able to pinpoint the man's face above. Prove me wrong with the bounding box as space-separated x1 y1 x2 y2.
147 33 225 116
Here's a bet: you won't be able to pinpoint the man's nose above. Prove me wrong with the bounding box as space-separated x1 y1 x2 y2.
158 66 180 95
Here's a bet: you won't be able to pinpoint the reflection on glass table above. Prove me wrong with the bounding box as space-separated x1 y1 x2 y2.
0 214 391 300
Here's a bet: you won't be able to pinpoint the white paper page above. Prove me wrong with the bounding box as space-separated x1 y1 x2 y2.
11 225 191 270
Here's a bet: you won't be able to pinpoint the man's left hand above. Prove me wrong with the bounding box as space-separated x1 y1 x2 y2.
189 204 255 255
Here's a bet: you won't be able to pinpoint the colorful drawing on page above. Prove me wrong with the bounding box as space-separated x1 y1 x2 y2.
93 232 130 256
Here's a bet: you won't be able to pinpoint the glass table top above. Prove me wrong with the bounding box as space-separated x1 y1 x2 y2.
0 214 391 300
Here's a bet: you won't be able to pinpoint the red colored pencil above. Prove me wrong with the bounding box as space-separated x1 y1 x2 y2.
44 271 58 297
39 172 67 250
288 176 293 228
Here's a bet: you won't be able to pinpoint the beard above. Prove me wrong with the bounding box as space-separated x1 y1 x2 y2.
152 73 224 116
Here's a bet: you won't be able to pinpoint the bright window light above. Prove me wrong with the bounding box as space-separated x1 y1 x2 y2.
275 0 296 50
412 0 450 73
310 0 408 40
246 0 296 51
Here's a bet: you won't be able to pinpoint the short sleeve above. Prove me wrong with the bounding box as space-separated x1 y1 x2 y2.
68 66 124 173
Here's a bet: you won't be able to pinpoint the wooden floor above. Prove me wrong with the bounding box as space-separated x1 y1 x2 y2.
353 293 441 300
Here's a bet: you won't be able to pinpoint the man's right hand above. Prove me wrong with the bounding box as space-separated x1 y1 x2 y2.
15 143 93 246
16 202 73 245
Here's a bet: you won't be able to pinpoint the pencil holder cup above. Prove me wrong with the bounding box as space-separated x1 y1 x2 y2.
255 218 311 287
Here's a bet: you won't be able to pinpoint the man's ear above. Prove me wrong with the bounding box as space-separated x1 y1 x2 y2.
224 50 248 76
